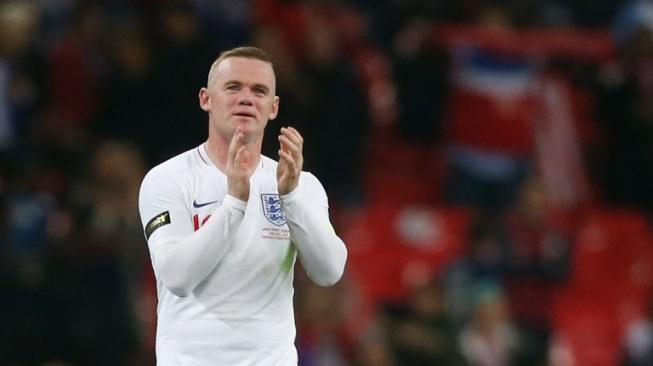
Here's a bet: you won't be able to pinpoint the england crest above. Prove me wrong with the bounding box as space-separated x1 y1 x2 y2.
261 194 287 226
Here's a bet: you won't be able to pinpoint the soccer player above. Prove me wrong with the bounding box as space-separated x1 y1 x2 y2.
138 46 348 365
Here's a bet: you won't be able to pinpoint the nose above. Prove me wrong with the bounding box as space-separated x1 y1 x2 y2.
237 88 254 106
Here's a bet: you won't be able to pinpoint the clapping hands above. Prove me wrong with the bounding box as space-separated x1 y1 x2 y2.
277 127 304 196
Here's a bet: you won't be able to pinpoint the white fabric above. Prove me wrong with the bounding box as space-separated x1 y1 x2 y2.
138 144 347 366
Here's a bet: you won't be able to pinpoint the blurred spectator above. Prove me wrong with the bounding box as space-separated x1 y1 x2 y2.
295 13 370 206
84 140 147 281
385 279 466 365
147 0 216 163
566 0 624 28
0 1 46 152
254 0 365 60
253 0 308 60
390 18 449 145
96 17 157 162
0 159 56 364
295 277 354 366
623 296 653 366
252 24 313 163
355 318 396 366
365 0 450 49
596 0 653 213
459 281 518 366
39 140 147 365
0 1 650 365
40 2 108 150
191 0 253 49
252 0 371 207
501 175 571 366
442 4 537 213
445 214 508 323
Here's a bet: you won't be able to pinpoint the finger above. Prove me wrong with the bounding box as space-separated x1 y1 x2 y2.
278 135 300 156
227 131 240 164
228 130 244 166
278 149 297 173
279 133 303 173
277 150 287 176
281 127 303 149
278 134 290 153
235 146 248 168
282 126 302 140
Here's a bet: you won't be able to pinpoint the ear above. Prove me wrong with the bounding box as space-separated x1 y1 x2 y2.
199 87 211 112
269 96 280 120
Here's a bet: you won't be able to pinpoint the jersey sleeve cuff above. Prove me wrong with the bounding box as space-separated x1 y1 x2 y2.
223 194 247 212
280 182 303 205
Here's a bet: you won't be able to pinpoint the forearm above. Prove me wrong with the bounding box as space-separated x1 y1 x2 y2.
281 188 347 287
152 195 246 296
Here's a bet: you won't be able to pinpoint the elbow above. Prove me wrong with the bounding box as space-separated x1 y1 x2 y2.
166 283 192 297
312 271 343 287
153 249 196 297
312 248 347 287
161 275 195 297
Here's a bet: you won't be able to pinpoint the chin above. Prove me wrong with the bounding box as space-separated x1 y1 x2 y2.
233 122 263 140
234 117 257 129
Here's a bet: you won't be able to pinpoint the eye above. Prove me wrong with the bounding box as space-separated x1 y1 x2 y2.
226 84 240 92
253 87 267 96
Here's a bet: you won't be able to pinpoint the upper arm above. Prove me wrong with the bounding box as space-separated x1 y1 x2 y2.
300 172 329 210
138 167 194 260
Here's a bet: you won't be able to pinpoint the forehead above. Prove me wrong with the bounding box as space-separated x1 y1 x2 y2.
213 57 276 88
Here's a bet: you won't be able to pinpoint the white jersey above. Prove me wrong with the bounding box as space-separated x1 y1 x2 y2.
138 144 347 366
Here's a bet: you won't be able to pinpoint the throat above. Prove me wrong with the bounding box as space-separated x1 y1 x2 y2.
203 140 262 176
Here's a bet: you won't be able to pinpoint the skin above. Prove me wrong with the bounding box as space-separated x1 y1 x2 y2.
198 56 303 201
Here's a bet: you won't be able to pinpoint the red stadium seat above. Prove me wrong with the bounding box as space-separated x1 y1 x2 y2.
553 298 621 366
568 209 653 300
342 204 470 305
552 208 653 366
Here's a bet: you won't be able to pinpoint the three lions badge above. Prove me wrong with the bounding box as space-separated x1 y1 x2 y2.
261 194 286 226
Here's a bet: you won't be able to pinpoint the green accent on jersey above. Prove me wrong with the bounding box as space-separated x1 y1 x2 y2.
282 243 296 274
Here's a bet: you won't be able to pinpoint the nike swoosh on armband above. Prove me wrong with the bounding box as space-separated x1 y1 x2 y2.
192 199 220 208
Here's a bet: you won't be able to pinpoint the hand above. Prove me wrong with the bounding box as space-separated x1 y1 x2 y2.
277 126 304 196
226 129 251 201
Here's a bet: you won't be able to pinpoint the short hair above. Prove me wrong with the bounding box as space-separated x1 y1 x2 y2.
207 46 276 87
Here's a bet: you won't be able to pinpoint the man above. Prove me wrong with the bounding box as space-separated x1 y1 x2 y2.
138 46 347 365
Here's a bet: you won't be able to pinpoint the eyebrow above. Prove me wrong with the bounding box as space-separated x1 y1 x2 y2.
223 80 270 94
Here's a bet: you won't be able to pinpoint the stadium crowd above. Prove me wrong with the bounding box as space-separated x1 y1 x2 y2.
2 0 653 365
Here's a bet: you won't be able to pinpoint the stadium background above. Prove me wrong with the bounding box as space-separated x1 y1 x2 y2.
1 0 653 365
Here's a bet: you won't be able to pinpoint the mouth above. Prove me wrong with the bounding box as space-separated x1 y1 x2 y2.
233 111 256 119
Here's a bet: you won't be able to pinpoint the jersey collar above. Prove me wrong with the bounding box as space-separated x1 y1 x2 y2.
198 143 265 172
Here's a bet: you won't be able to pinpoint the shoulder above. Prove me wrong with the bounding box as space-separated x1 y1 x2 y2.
259 155 326 197
298 171 328 205
299 170 322 188
140 148 197 196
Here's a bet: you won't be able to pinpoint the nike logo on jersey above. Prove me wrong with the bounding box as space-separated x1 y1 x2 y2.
192 199 219 208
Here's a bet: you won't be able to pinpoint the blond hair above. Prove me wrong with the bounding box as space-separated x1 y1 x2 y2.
207 46 276 87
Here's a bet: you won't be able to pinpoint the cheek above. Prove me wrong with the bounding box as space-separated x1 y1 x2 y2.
216 97 237 114
252 101 264 114
221 96 235 108
260 99 275 113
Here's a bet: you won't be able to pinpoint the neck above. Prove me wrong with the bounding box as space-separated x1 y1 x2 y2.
204 134 262 175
